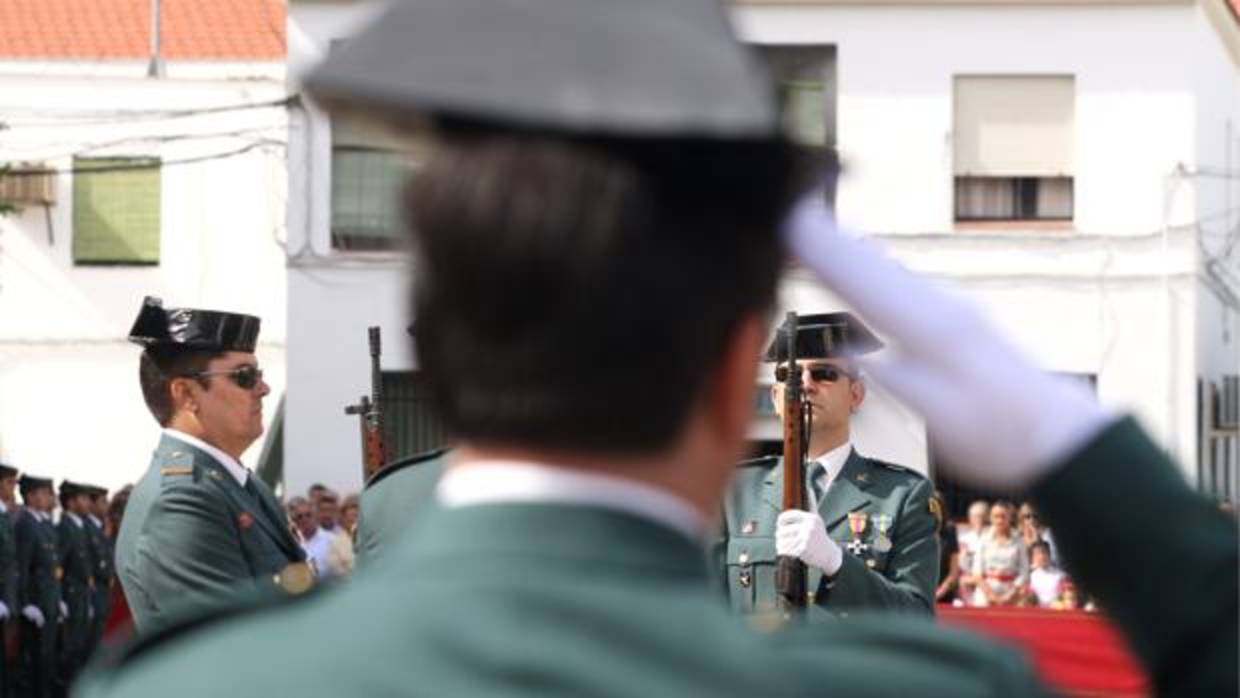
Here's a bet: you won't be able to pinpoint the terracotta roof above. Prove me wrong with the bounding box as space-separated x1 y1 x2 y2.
0 0 285 60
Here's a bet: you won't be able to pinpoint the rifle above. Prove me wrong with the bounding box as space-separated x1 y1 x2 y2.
344 326 390 481
774 311 810 617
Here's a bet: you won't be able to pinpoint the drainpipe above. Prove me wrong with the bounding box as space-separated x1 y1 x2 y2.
147 0 164 78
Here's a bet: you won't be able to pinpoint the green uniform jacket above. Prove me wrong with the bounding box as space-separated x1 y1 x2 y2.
115 434 306 635
15 511 60 621
83 517 112 648
354 448 447 570
76 418 1237 697
721 449 937 616
57 516 94 655
0 506 18 614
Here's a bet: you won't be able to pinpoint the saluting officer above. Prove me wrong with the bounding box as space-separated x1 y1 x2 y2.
116 297 312 635
0 464 19 698
55 481 94 686
15 475 61 698
722 312 938 616
73 1 1236 696
80 485 111 657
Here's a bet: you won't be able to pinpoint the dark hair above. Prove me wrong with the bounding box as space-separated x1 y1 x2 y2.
109 486 132 530
138 347 222 426
407 131 809 455
1029 541 1051 556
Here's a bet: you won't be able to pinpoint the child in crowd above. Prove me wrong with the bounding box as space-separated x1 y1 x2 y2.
1027 541 1066 607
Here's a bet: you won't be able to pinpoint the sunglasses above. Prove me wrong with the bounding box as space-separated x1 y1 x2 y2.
193 365 264 390
774 363 853 383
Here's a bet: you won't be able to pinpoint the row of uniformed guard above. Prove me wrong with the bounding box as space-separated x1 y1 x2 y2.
0 465 113 698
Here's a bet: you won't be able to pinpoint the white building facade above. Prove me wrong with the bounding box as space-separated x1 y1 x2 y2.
285 0 1240 503
737 0 1240 502
0 54 290 489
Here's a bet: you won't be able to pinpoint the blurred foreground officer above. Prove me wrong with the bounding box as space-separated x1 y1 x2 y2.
77 1 1235 696
15 475 60 698
0 464 17 698
354 449 447 570
79 486 110 657
723 312 937 616
55 482 94 687
115 297 312 635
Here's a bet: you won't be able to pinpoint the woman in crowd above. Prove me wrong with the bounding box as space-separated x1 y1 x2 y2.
969 501 1028 606
957 499 989 604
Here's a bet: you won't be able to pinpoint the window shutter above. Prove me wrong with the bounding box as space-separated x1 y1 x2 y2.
73 157 161 264
954 76 1074 177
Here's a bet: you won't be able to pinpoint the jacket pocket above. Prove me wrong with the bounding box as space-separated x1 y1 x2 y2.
724 536 778 615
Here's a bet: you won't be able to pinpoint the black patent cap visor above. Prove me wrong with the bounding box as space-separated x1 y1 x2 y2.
764 312 883 363
127 296 260 353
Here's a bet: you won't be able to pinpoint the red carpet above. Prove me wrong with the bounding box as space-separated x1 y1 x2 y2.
939 606 1150 697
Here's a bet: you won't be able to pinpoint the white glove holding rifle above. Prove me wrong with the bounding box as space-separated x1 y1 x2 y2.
776 510 843 575
783 188 1114 489
22 605 44 628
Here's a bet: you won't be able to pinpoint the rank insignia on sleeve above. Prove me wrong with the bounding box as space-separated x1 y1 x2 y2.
238 512 254 530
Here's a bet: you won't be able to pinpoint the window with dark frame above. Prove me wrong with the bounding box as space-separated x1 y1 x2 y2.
953 76 1076 224
330 116 418 252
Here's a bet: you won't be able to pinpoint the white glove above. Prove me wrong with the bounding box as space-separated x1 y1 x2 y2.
0 601 9 621
58 601 67 622
22 605 44 628
784 191 1113 489
776 510 843 576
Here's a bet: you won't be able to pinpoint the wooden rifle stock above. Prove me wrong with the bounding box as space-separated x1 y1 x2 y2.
775 312 808 616
344 326 390 481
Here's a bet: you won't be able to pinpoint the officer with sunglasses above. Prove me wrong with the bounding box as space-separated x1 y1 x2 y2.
115 297 313 635
721 312 938 618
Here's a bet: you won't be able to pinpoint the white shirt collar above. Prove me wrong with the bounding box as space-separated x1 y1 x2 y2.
0 501 9 515
65 512 83 527
163 429 248 487
88 514 103 528
813 440 853 492
436 460 709 544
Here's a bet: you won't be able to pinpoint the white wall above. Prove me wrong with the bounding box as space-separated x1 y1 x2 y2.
734 4 1201 236
1190 3 1240 389
736 2 1234 481
284 1 414 497
0 68 290 488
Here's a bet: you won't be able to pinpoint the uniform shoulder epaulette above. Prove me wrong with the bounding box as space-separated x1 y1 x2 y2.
364 447 450 490
735 454 779 469
158 452 200 484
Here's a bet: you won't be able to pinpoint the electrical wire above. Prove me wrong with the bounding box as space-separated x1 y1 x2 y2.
0 96 295 128
0 140 285 175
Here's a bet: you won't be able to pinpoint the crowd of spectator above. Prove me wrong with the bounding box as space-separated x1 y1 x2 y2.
287 484 361 581
935 497 1090 610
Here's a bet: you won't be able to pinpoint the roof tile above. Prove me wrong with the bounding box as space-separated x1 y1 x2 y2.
0 0 285 60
